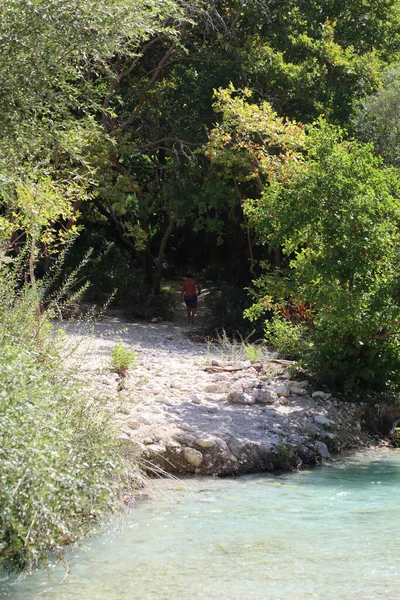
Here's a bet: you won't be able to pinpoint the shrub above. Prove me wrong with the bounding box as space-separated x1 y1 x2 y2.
244 344 263 363
264 315 309 361
110 339 137 376
245 123 400 391
0 266 130 574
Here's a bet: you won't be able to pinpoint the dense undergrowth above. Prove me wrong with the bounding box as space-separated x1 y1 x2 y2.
0 267 132 574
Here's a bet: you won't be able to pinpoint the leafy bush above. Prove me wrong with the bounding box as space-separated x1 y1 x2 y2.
264 315 308 361
0 267 130 574
245 122 400 391
110 339 137 376
244 344 263 363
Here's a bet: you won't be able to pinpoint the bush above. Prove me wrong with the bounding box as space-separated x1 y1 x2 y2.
244 344 263 363
0 267 130 574
110 339 137 376
246 123 400 391
264 315 309 361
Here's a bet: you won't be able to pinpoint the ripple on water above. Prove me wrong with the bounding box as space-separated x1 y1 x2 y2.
3 449 400 600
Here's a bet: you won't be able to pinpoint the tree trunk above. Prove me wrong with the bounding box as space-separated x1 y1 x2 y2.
153 215 174 295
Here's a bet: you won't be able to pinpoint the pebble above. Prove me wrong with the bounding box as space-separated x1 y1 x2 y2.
314 414 332 426
183 447 203 467
196 438 216 449
276 385 290 398
227 391 256 405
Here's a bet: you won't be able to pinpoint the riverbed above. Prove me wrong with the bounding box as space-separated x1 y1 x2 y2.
4 449 400 599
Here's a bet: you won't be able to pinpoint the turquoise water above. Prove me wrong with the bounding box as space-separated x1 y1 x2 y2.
3 449 400 600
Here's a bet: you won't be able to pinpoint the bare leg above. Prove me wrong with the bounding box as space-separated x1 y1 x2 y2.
191 308 197 324
186 307 191 323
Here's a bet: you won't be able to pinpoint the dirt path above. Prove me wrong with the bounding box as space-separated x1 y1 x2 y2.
63 283 376 476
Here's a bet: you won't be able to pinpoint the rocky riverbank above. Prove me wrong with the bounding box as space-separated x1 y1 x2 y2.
65 303 380 477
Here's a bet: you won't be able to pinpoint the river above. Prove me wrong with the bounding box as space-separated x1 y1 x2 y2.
3 449 400 599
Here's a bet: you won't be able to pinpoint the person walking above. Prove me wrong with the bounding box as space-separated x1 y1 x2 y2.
180 272 201 324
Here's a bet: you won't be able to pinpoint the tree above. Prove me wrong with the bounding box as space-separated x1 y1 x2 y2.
354 64 400 167
245 121 400 391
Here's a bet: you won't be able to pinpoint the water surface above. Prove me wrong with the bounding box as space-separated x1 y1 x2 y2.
3 449 400 599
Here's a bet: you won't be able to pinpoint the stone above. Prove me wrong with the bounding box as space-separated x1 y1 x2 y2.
190 394 202 404
196 438 216 449
242 380 259 389
138 415 153 425
292 380 309 388
179 424 194 431
290 386 308 396
254 389 277 404
312 391 332 400
165 439 181 449
227 391 256 405
231 360 251 370
204 383 226 393
183 447 203 467
214 438 228 450
145 443 166 454
127 420 140 429
314 414 332 426
315 441 331 458
276 385 290 398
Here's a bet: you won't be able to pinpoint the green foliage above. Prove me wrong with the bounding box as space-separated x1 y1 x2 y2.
244 344 263 364
110 339 137 376
354 64 400 167
0 266 129 574
246 121 400 391
264 315 308 361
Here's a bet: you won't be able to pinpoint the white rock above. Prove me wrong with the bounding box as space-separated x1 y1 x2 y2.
204 384 226 393
291 380 309 388
183 447 203 467
231 360 252 370
254 389 277 404
315 441 331 458
145 443 166 454
314 414 332 426
138 415 153 425
227 391 256 405
290 386 308 396
242 380 259 389
179 424 194 431
196 438 216 449
276 386 290 398
214 438 228 450
312 391 332 400
211 359 224 367
190 394 202 404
